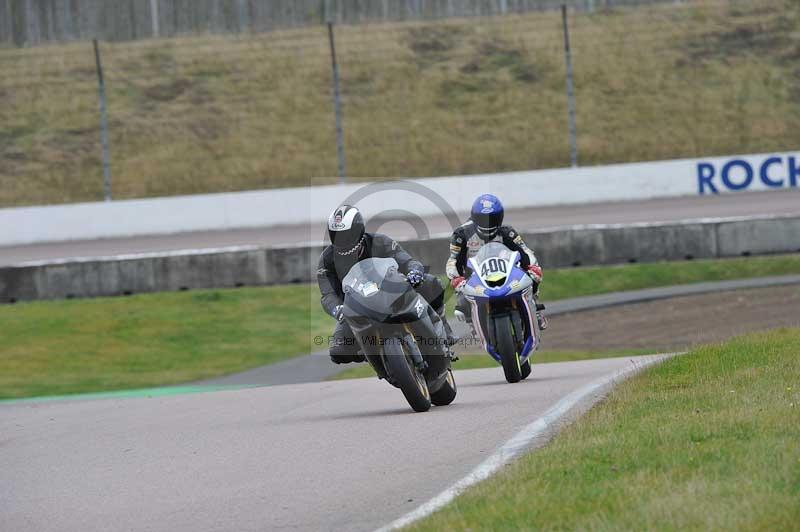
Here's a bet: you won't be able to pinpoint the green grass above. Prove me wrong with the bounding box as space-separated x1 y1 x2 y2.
441 253 800 314
408 328 800 531
0 285 328 399
329 348 653 380
2 0 799 206
538 253 800 301
1 253 797 399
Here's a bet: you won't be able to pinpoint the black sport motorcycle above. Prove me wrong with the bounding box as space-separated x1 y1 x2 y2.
341 257 457 412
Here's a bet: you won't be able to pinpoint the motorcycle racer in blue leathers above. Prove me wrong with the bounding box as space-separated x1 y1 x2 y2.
446 194 548 330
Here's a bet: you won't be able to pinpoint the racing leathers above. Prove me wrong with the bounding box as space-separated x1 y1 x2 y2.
318 232 452 363
446 221 546 328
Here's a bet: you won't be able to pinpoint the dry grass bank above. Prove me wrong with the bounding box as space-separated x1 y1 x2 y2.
1 0 798 206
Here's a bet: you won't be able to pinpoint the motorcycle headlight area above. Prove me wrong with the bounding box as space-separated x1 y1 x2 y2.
484 272 507 287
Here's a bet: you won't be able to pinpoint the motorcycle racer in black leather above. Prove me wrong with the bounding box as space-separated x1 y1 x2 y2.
318 204 456 363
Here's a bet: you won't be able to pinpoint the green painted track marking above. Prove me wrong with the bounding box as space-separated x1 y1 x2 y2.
0 384 258 406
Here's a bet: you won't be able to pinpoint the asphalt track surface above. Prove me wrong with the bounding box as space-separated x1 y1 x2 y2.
4 280 797 531
0 355 664 532
2 190 799 266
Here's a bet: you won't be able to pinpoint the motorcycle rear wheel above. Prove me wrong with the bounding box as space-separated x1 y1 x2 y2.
430 368 457 406
383 339 432 412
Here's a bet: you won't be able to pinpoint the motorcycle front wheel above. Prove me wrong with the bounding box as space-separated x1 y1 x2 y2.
492 316 522 383
383 339 432 412
521 359 532 380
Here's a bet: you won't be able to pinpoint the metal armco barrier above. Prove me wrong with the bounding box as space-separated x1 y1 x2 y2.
1 216 799 303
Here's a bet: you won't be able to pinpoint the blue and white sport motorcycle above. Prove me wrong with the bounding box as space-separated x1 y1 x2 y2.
461 242 542 383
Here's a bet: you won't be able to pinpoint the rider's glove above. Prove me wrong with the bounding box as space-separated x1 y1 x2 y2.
406 269 424 288
332 304 345 322
450 276 466 292
526 264 543 284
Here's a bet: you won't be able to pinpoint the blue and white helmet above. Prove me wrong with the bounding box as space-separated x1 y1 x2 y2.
470 194 504 241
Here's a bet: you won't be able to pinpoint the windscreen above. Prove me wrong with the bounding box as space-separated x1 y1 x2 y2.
473 242 516 264
342 257 414 323
342 257 399 296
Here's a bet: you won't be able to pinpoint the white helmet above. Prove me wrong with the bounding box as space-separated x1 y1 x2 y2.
328 205 365 255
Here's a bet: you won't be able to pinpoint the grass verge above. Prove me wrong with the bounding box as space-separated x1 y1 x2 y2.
538 253 800 301
1 254 798 399
407 328 800 531
0 285 328 399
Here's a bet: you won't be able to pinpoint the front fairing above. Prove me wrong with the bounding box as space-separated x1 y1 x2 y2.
467 288 539 362
342 257 411 323
341 258 443 355
462 243 532 299
461 243 539 361
344 286 416 324
463 267 531 299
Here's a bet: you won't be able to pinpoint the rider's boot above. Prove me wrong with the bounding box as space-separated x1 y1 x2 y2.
437 306 459 347
329 334 366 364
537 312 549 331
454 308 477 339
534 298 548 331
330 350 366 364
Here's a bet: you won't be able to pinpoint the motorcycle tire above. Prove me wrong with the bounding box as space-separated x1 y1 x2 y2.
383 339 431 412
493 316 522 383
430 368 457 406
521 359 532 380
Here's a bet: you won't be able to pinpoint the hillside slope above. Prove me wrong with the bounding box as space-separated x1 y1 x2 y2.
1 0 798 206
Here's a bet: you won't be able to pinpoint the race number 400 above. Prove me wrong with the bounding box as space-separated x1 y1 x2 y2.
480 258 508 278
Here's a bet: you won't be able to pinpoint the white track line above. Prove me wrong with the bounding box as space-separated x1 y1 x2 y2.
375 354 676 532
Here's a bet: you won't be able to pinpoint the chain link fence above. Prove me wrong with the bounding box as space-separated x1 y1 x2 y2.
1 0 798 206
1 0 684 45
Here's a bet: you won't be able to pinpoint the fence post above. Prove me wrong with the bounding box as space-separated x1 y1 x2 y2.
237 0 248 32
561 5 578 168
327 21 347 184
93 39 112 201
1 0 10 45
149 0 159 37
